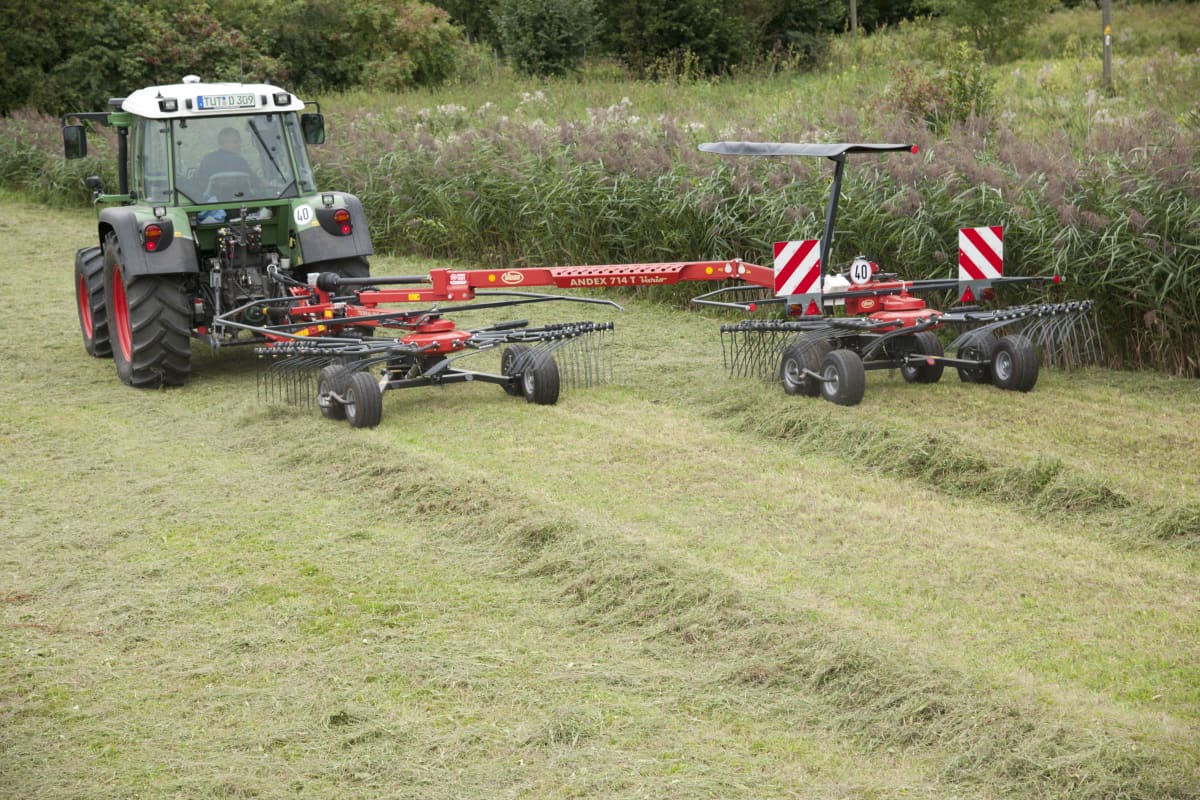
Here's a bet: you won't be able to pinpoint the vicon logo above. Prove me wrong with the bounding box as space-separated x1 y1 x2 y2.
501 271 524 285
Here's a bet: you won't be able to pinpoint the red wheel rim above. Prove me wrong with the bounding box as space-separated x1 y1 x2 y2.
111 263 133 361
76 273 93 338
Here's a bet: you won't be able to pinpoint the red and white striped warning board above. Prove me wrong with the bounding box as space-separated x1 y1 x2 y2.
774 240 822 313
958 226 1003 302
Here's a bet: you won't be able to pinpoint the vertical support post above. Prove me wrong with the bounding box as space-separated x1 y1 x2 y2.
1102 0 1113 91
850 0 858 35
819 155 846 281
116 125 129 197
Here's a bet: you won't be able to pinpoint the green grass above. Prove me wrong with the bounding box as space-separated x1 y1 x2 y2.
3 198 1199 798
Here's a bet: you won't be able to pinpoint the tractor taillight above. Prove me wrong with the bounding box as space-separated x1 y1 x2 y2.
144 224 164 252
333 208 352 235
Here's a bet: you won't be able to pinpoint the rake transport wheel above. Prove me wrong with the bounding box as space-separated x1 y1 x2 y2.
317 365 348 420
991 334 1039 393
899 331 944 384
521 349 560 405
103 234 191 388
75 245 111 357
956 333 997 383
343 371 383 428
500 344 530 396
781 337 832 397
819 349 866 407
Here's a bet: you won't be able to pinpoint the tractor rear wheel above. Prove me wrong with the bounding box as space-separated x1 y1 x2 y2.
781 337 831 397
992 334 1039 392
521 350 560 405
312 257 374 338
75 245 111 357
900 331 944 383
344 371 383 428
819 349 866 406
317 365 348 420
103 234 191 388
501 345 530 396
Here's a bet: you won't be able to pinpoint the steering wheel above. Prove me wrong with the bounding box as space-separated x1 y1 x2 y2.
203 171 254 200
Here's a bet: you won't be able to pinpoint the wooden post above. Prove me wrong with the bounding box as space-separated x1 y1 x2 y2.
1102 0 1113 90
850 0 858 35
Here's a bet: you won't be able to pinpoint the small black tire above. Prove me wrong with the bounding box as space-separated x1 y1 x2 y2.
956 333 996 383
501 344 530 396
317 365 348 420
75 245 111 358
992 334 1039 392
781 338 831 397
819 349 867 407
521 350 560 405
344 371 383 428
104 233 192 388
899 331 944 384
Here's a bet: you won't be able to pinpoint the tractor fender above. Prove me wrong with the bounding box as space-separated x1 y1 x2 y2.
292 193 374 266
97 207 199 277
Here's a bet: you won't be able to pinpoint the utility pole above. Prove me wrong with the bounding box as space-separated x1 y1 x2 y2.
1102 0 1113 91
850 0 857 35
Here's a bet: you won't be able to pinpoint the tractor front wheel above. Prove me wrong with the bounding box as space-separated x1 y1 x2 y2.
104 234 191 388
781 337 831 397
992 334 1039 392
344 371 383 428
521 350 560 405
819 349 866 406
899 331 944 384
75 245 111 358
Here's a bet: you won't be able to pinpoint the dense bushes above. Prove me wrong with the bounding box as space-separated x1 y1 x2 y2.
492 0 602 76
0 0 469 115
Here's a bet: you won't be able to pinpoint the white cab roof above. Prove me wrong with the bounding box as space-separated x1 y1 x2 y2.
121 76 306 119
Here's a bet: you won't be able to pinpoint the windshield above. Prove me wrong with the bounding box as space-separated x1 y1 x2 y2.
171 113 315 204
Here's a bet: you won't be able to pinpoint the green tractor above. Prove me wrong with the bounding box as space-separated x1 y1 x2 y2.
63 75 373 388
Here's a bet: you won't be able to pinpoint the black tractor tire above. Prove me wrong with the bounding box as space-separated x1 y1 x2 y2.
521 350 560 405
311 256 374 337
344 371 383 428
899 331 944 384
317 365 348 420
75 245 111 357
992 334 1039 393
781 337 832 397
103 234 192 388
956 333 997 383
819 349 867 407
501 345 530 396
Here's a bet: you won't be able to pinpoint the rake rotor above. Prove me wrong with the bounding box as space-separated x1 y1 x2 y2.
255 320 615 408
720 301 1103 382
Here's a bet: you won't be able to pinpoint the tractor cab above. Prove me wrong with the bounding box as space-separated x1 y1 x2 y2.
63 75 324 210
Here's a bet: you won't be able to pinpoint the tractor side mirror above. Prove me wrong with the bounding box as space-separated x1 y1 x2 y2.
63 124 87 159
300 113 325 145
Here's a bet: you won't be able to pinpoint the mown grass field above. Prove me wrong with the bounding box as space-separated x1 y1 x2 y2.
3 195 1199 799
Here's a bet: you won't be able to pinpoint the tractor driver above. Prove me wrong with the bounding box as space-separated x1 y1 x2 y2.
196 126 260 199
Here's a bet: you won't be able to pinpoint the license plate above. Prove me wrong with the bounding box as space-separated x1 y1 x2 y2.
196 94 256 110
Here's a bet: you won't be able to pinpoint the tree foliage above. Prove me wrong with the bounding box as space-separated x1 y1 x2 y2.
0 0 466 114
492 0 602 77
923 0 1057 60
